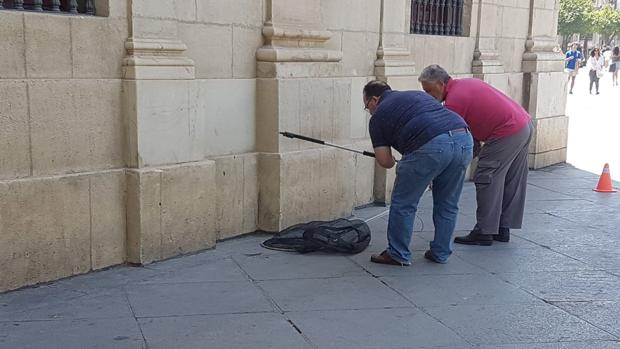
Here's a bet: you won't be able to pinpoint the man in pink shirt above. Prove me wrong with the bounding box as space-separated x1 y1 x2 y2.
419 65 533 246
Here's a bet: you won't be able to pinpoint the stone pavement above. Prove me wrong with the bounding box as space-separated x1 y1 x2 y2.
2 163 620 349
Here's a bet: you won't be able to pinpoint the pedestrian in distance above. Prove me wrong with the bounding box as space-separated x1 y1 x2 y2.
587 47 605 95
419 65 533 246
610 46 620 87
362 80 473 265
564 43 583 94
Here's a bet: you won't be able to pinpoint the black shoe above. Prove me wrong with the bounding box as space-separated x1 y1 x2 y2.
493 227 510 242
454 230 493 246
424 250 443 264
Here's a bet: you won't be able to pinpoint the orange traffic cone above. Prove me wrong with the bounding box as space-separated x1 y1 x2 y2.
593 163 617 193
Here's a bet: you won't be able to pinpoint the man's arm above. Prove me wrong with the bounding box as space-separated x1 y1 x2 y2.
374 146 396 169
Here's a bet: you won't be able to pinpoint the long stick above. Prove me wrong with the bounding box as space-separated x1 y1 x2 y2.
280 131 376 158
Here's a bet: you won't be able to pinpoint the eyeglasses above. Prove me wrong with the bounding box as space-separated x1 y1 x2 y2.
363 99 371 111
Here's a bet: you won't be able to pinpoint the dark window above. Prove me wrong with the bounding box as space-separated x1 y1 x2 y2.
410 0 464 36
0 0 95 15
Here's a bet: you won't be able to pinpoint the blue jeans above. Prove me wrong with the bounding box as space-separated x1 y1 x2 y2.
386 130 473 263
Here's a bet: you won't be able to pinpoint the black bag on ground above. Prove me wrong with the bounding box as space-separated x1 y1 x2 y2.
261 218 371 254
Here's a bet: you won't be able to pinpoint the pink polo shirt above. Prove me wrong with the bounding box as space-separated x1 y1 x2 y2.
443 78 530 142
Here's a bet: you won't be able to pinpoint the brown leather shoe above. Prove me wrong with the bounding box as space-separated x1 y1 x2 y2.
370 250 410 266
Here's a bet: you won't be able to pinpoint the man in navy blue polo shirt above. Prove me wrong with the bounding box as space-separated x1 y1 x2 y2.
565 43 583 94
363 80 473 265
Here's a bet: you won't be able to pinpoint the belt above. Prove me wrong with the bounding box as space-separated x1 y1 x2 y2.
447 127 468 135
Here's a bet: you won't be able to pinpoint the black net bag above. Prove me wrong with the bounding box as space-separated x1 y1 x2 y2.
261 218 371 254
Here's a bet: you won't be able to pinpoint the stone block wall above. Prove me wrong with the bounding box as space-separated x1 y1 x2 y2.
0 0 567 292
0 1 129 292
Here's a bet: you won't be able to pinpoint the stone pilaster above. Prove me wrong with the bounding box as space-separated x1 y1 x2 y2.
256 0 358 232
522 0 568 169
122 6 216 264
472 0 504 78
373 0 415 204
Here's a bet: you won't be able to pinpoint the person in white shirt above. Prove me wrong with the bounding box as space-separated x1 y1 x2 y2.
587 48 605 95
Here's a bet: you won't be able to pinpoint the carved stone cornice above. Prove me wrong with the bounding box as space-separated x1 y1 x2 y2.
122 38 195 80
374 47 415 77
256 23 342 63
522 37 564 73
472 49 504 74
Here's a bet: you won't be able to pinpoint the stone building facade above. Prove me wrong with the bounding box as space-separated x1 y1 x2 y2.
0 0 567 292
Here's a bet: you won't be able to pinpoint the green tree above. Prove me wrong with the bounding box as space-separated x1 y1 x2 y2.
591 5 620 45
558 0 595 37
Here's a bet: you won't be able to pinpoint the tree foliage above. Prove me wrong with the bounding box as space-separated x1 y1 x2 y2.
559 0 595 36
590 4 620 43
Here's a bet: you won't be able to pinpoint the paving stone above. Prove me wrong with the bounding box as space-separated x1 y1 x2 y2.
545 208 620 232
514 227 618 249
480 341 620 348
519 213 582 232
348 248 487 277
381 273 541 307
0 285 133 321
215 233 281 257
529 178 599 190
138 256 248 284
455 247 592 273
233 253 366 280
0 317 144 349
424 303 616 346
351 205 389 221
125 281 275 317
498 271 620 302
286 308 469 349
53 265 164 290
139 313 312 349
553 245 620 270
258 276 410 312
525 184 575 201
553 301 620 338
523 199 598 213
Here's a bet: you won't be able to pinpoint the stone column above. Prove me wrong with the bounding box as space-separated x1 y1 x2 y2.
373 0 416 204
522 0 568 168
123 4 216 264
256 0 355 232
472 0 504 81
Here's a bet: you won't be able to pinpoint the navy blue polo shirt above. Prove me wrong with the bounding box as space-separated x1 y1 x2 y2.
368 90 467 154
565 50 582 70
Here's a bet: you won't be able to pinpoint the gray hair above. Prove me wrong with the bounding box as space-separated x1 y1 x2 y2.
418 65 451 84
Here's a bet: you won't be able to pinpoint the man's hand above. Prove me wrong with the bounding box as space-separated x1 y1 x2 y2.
374 146 396 169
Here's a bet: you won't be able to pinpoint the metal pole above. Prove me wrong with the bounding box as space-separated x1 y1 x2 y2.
279 132 376 158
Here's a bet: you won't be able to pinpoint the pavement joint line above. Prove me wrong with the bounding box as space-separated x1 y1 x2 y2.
345 253 475 347
133 310 281 320
122 288 150 349
132 279 265 286
513 233 615 267
228 257 320 348
544 300 620 341
0 316 136 324
280 306 420 315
